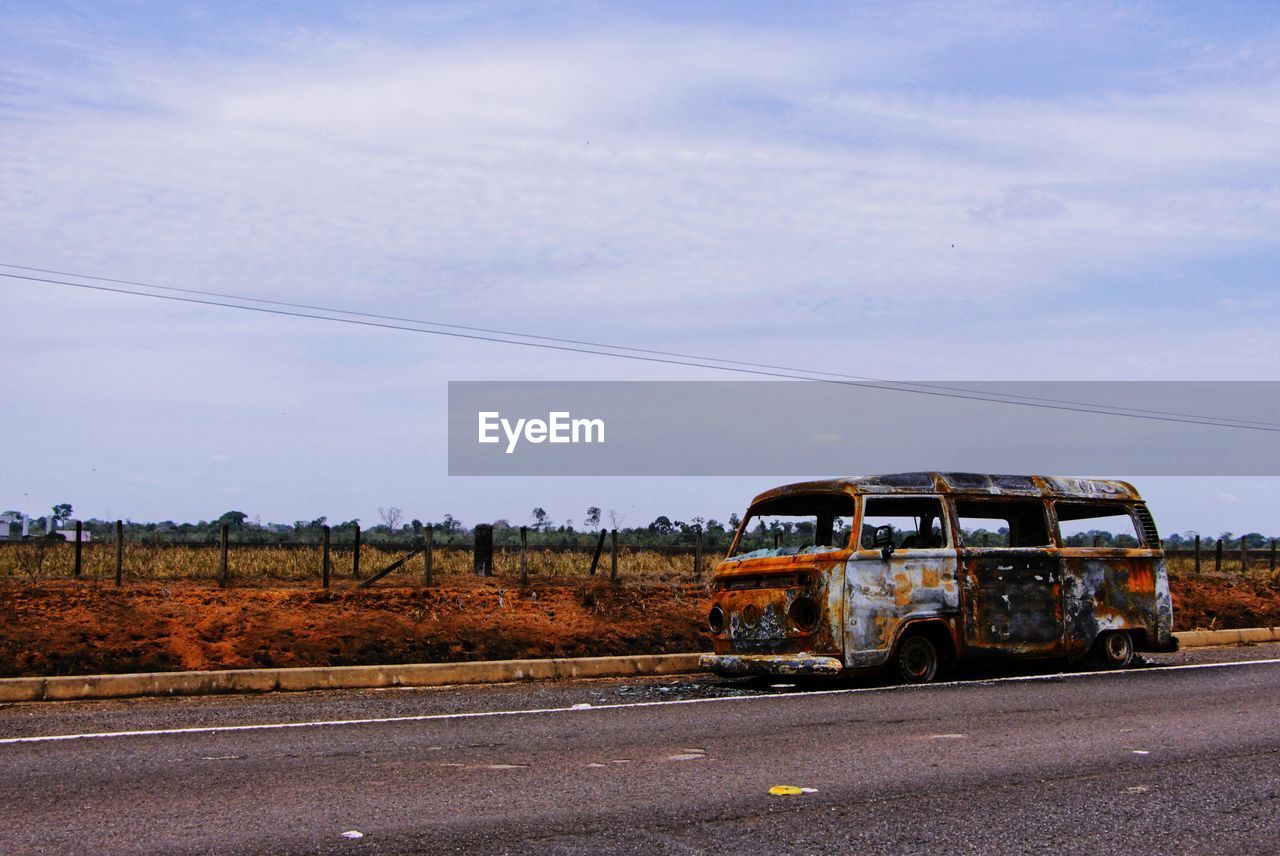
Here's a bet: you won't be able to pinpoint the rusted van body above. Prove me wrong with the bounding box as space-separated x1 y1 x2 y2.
700 473 1175 683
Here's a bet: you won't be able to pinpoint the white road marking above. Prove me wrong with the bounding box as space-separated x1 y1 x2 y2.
3 656 1279 748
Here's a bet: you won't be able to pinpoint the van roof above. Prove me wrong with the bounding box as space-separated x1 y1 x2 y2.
752 473 1142 504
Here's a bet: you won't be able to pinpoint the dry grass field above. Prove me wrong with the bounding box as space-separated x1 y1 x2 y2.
0 542 705 585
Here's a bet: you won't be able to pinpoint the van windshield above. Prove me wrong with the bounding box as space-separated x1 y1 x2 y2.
731 493 856 558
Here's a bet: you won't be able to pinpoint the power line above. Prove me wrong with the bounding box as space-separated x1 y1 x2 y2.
4 267 1279 433
3 261 1271 428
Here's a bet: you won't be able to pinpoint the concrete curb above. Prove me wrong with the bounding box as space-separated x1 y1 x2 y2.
1173 626 1280 649
0 653 703 704
1 627 1277 703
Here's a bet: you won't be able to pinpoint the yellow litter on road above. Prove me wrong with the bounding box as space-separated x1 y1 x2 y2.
769 785 817 796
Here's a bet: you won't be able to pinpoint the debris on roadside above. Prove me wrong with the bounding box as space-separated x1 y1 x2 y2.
768 785 817 796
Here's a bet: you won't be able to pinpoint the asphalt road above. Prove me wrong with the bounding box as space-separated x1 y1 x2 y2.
2 645 1279 854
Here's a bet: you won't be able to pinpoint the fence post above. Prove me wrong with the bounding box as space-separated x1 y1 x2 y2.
519 526 529 586
322 525 331 589
74 520 83 579
1271 538 1277 574
1194 534 1201 574
983 532 990 547
694 526 703 577
1214 538 1223 574
424 527 434 586
219 522 230 588
610 529 618 581
1241 539 1249 575
114 520 123 587
774 531 782 550
474 524 494 577
588 529 606 576
352 524 361 580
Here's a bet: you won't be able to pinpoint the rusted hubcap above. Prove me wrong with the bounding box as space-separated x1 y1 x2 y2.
1100 632 1133 667
898 636 938 683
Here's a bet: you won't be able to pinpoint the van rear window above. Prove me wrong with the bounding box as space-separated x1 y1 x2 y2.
1055 503 1143 547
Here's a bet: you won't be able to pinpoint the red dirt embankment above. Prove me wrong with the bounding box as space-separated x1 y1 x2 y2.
0 573 1276 678
0 578 711 678
1171 574 1280 631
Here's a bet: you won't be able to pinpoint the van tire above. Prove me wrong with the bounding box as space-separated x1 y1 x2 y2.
894 634 940 684
1092 631 1134 669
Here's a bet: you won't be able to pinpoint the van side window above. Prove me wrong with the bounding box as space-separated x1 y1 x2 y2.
955 499 1050 548
860 497 948 549
1055 503 1143 547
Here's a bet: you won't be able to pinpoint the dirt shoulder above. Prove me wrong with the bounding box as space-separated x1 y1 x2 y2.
0 572 1276 678
0 578 711 678
1171 573 1280 632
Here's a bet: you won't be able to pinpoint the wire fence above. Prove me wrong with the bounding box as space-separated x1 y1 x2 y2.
0 525 709 587
1 526 1275 586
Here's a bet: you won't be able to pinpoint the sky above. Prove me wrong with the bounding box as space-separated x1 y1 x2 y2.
3 1 1280 536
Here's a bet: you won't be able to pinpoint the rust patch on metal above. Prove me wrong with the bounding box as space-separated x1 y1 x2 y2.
892 573 912 607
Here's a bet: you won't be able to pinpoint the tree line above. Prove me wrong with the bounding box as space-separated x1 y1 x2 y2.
8 503 1275 552
8 504 740 549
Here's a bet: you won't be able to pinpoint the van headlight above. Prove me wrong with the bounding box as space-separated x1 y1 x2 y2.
788 597 820 631
707 605 725 634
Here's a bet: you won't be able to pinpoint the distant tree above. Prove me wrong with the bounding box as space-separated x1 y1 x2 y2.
411 519 423 534
379 507 403 531
51 503 73 527
531 507 549 530
217 510 249 528
608 509 624 530
648 516 674 536
442 514 463 533
728 512 741 530
585 507 602 530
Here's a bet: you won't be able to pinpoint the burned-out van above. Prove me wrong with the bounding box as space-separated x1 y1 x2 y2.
700 473 1175 683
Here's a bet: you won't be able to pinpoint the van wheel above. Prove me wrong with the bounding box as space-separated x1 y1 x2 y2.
895 635 940 684
1093 631 1134 669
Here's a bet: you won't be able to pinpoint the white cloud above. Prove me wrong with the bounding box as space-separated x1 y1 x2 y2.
3 3 1280 527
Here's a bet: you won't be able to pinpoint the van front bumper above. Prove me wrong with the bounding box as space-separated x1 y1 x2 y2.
699 653 844 677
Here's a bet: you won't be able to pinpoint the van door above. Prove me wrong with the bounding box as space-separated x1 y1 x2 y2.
845 496 960 668
954 498 1064 656
1054 501 1169 654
